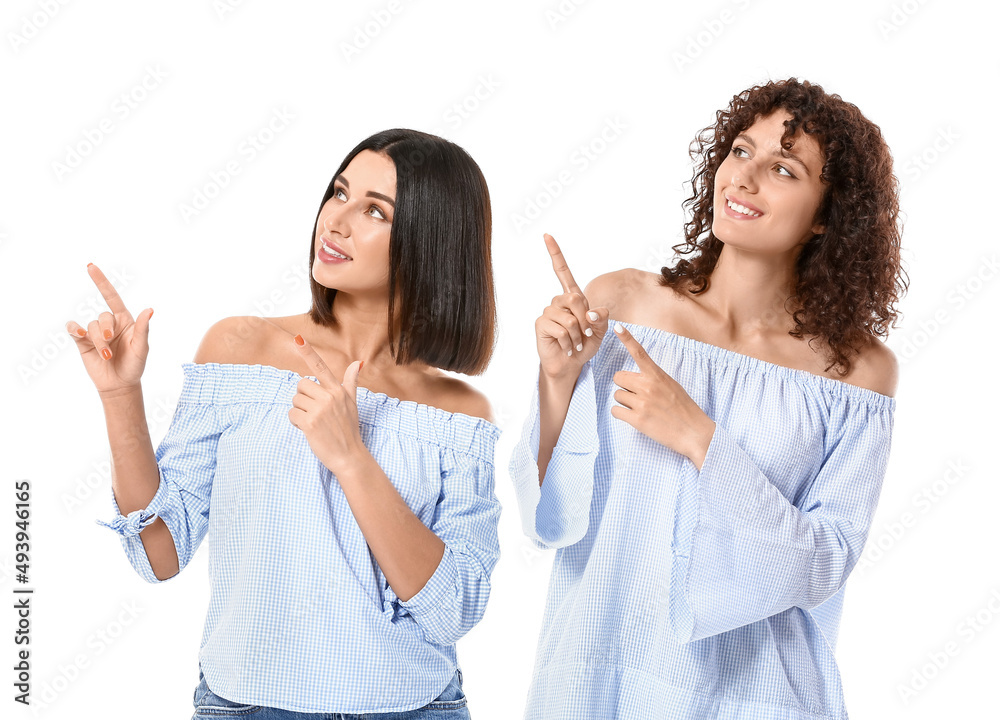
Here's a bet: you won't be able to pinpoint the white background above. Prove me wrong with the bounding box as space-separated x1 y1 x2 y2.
4 0 997 718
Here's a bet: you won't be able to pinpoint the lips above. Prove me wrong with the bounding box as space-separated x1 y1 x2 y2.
723 194 764 218
319 238 352 260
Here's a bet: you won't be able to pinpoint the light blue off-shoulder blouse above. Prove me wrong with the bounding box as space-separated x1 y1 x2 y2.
99 362 501 714
510 321 895 720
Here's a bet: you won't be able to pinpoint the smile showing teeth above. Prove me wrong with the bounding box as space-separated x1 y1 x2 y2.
727 199 762 217
321 240 349 259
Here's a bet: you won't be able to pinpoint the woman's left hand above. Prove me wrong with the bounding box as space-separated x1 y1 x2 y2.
288 334 368 477
611 323 717 470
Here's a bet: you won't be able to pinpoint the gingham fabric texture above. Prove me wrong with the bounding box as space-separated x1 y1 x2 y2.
510 321 895 720
98 362 502 714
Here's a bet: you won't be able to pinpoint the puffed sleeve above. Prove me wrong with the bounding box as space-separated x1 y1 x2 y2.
96 397 221 584
390 445 502 646
669 393 895 644
508 362 601 549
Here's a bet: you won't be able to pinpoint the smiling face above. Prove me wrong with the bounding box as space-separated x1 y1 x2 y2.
312 149 397 297
712 111 827 261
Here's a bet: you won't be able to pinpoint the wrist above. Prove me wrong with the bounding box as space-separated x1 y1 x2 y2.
329 446 377 484
685 416 716 472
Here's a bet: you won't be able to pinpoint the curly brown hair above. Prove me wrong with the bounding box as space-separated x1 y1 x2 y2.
660 78 907 376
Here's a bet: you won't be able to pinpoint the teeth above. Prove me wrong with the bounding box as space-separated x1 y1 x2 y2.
321 240 348 259
727 199 761 217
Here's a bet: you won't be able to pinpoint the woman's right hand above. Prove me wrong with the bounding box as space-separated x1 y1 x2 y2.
535 234 609 381
65 263 154 398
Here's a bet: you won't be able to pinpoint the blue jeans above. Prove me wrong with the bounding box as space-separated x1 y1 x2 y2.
191 669 470 719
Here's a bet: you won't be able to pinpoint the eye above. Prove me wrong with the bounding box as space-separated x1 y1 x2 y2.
774 164 795 178
367 205 387 221
732 145 749 158
333 187 347 201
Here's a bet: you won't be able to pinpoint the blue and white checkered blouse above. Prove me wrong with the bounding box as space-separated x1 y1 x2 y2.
99 362 501 714
510 321 895 719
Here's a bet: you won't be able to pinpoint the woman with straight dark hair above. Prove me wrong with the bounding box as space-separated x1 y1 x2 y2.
69 129 500 718
511 79 906 718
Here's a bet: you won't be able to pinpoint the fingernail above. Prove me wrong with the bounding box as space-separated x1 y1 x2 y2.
87 263 94 268
567 349 573 356
148 309 154 320
584 328 593 337
359 360 364 372
587 311 598 321
104 329 112 340
293 334 304 346
614 323 624 334
576 343 583 352
101 348 112 360
75 328 86 337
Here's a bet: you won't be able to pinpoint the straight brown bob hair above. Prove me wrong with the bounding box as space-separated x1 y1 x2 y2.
308 129 495 376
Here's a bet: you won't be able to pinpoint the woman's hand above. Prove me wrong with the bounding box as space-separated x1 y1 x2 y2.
65 263 154 398
288 334 368 477
536 234 610 380
611 323 717 470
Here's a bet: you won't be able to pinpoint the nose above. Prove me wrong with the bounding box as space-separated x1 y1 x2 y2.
732 159 760 193
321 201 350 236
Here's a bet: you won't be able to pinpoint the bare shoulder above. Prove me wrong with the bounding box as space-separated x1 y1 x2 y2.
425 374 495 424
843 337 899 398
192 316 272 364
584 268 689 324
583 268 664 316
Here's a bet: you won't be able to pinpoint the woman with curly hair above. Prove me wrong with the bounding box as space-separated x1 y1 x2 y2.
510 78 907 718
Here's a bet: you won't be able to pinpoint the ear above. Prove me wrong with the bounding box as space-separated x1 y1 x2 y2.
810 222 825 236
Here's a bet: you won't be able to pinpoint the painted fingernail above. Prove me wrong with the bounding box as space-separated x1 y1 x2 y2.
614 323 624 334
359 360 364 372
75 328 86 337
576 343 583 352
104 329 112 340
148 309 154 320
293 334 304 346
587 311 598 321
584 328 593 337
101 348 112 360
567 349 573 356
87 263 94 268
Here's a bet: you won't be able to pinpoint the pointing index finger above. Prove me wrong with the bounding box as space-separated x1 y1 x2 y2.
292 334 338 388
87 263 130 316
613 322 658 373
544 233 583 296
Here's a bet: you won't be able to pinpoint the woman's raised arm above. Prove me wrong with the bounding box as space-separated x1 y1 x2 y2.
66 263 178 580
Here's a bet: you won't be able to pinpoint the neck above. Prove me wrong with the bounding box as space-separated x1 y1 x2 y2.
697 244 801 337
313 291 396 365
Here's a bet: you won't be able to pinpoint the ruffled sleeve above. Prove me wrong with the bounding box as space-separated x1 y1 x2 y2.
396 447 501 646
509 362 601 549
96 370 223 583
669 391 895 643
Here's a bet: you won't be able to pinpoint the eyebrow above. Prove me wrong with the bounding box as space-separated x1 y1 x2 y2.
735 133 811 176
334 175 396 207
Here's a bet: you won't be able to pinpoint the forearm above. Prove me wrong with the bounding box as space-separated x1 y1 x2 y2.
537 367 580 485
336 453 445 602
100 386 179 579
